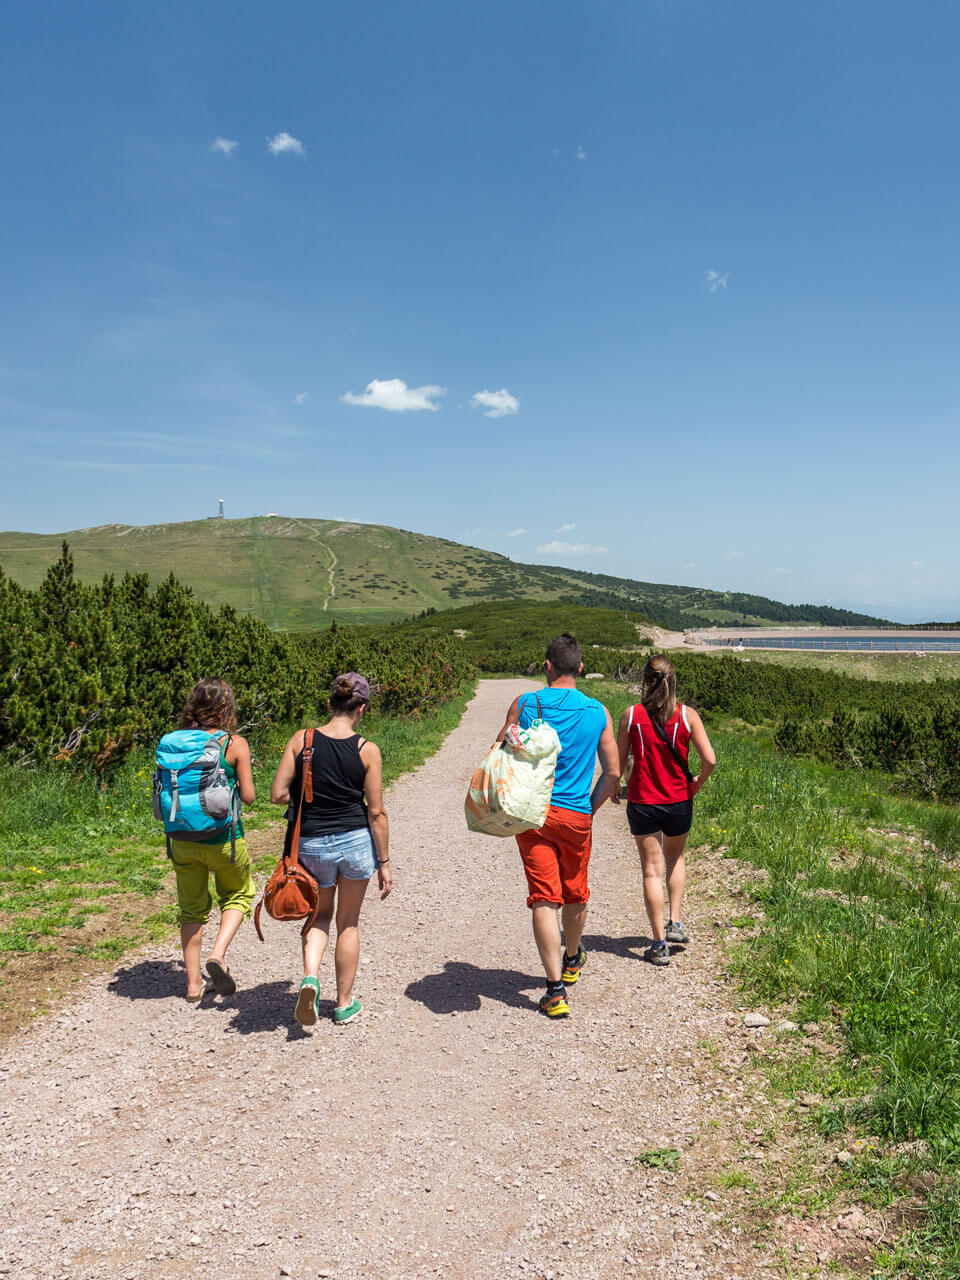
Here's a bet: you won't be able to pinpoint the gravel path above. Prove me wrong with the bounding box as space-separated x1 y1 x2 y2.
0 680 770 1280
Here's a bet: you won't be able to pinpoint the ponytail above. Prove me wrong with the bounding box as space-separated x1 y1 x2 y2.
641 654 677 725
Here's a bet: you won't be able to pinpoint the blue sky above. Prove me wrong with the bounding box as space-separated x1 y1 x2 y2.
1 1 958 620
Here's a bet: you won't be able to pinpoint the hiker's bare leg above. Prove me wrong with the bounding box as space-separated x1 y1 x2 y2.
532 902 563 984
637 833 667 941
663 834 689 924
561 902 588 958
302 886 336 978
180 922 204 998
208 908 244 964
333 876 369 1006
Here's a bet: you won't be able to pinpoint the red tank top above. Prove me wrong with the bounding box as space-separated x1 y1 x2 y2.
627 703 692 804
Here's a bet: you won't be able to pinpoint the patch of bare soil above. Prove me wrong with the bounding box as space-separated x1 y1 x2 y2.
0 827 287 1044
0 893 167 1041
0 681 879 1279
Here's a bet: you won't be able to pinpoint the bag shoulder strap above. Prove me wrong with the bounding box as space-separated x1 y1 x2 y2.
646 708 693 783
519 693 543 721
284 728 315 867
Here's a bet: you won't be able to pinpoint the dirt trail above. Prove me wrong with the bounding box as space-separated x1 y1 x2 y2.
0 680 772 1280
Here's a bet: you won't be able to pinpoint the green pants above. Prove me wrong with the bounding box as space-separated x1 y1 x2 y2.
169 837 255 924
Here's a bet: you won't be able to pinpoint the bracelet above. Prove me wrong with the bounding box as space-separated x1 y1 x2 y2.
377 858 390 867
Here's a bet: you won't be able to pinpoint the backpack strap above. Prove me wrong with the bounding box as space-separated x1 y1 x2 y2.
215 731 237 862
168 769 180 822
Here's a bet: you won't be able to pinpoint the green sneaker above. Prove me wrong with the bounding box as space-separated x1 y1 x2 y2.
664 920 689 944
561 946 587 985
294 976 320 1027
333 997 362 1026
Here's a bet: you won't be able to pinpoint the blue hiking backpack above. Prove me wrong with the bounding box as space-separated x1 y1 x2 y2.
153 730 241 860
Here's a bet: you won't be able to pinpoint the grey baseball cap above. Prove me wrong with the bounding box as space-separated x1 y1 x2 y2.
334 671 371 703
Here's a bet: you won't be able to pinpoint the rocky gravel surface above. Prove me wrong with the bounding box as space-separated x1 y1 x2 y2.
0 679 780 1279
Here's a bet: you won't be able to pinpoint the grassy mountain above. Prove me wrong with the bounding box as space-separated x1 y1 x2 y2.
0 515 888 631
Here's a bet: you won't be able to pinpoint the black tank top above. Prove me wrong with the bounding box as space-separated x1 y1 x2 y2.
292 732 369 837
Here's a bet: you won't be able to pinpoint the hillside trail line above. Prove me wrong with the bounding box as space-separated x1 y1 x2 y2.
0 680 768 1280
288 518 337 610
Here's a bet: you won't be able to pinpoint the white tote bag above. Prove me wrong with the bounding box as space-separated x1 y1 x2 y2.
464 701 561 837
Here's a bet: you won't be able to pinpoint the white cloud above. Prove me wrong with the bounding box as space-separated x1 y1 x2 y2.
505 528 527 538
555 522 578 534
773 567 791 575
909 559 924 568
683 562 695 570
706 268 730 293
536 540 608 556
470 388 519 418
268 132 305 156
576 145 587 161
293 392 307 406
210 137 238 155
723 549 743 559
341 378 445 412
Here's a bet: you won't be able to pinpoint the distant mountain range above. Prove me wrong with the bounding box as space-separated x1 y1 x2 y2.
0 516 889 631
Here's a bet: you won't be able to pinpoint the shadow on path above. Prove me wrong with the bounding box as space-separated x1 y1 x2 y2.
216 980 308 1039
405 961 542 1014
106 962 356 1040
107 959 185 1001
581 934 687 963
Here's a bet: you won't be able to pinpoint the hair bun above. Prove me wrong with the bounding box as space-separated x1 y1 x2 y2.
333 676 354 697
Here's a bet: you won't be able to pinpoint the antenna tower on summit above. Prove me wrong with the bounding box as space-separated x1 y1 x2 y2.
218 498 224 518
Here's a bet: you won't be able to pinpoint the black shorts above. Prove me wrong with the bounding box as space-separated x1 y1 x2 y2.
627 800 693 838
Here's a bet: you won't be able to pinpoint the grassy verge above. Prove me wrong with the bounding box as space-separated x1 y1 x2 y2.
683 645 960 683
585 679 960 1276
0 681 476 958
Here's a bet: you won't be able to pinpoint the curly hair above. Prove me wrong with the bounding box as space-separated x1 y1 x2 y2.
181 677 237 732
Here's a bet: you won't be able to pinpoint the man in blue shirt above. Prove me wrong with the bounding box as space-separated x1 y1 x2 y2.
496 634 620 1018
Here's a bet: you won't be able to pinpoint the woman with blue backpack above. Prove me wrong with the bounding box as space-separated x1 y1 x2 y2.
156 677 256 1001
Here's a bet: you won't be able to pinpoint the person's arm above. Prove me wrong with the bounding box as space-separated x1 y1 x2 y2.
269 731 304 806
590 709 621 814
686 708 716 797
361 741 392 900
493 696 522 746
613 708 633 806
226 735 255 806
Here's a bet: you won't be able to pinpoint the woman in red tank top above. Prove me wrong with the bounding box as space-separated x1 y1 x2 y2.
615 655 716 966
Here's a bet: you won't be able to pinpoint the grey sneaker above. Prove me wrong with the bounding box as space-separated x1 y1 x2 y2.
644 940 671 966
665 920 689 944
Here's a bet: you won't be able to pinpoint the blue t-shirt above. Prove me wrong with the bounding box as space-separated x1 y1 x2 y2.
517 687 607 815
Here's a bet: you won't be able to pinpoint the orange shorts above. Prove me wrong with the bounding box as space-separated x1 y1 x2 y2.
516 805 593 908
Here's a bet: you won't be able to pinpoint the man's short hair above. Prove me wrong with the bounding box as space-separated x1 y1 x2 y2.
546 633 582 676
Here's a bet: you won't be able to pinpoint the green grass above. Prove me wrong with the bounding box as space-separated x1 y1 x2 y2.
581 678 960 1275
633 1148 680 1171
697 741 960 1275
694 646 960 684
0 681 476 953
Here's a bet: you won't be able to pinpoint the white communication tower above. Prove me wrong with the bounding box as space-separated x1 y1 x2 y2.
218 498 224 518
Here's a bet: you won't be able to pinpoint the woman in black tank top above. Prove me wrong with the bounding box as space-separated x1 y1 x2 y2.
271 673 392 1027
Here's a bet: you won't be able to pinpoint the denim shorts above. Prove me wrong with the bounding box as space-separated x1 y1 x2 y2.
298 827 377 888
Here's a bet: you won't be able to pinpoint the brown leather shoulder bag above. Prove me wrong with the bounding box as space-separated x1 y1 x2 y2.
253 729 322 941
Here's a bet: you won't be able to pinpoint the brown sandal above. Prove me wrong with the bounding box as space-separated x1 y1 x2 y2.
205 958 237 996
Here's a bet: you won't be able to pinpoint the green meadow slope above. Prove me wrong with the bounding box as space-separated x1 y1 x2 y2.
0 515 887 631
